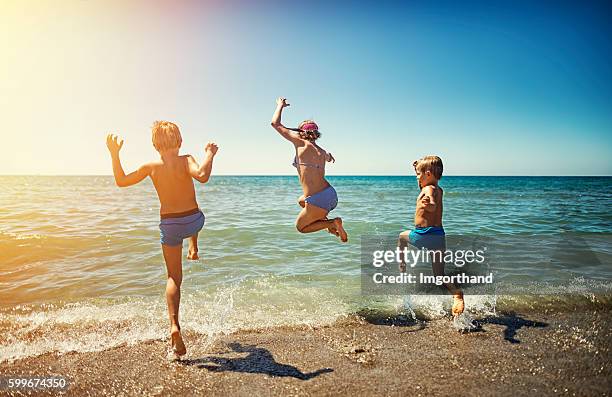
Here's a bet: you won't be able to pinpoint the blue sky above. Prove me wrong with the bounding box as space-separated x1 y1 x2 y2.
1 0 611 175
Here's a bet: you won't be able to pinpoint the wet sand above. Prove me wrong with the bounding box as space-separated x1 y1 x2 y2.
1 309 610 396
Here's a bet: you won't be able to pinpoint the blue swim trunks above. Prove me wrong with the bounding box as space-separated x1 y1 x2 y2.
305 185 338 212
409 226 446 251
159 209 205 246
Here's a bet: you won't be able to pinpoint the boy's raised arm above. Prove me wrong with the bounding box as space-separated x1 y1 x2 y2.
187 142 218 183
106 134 151 187
271 97 302 145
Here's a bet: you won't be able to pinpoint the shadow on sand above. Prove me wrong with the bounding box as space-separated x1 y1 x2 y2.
358 310 427 333
181 342 333 380
359 309 547 342
480 313 548 343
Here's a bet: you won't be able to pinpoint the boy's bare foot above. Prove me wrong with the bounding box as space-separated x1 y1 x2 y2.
399 262 406 273
171 326 186 356
333 218 348 243
187 249 199 260
452 291 465 316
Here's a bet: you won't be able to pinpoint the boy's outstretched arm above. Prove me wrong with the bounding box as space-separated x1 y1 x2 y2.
187 142 218 183
106 134 151 187
271 97 302 145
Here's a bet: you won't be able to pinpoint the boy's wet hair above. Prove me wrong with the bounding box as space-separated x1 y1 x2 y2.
152 121 182 151
413 156 443 179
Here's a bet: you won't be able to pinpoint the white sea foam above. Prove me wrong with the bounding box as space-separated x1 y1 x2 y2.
1 277 610 363
401 294 498 320
0 279 351 363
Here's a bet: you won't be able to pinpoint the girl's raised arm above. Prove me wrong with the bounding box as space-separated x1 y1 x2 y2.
271 97 302 145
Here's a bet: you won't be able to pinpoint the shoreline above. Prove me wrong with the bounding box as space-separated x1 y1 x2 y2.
1 309 610 396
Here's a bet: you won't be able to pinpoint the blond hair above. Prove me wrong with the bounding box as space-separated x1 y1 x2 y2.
413 155 443 179
297 119 321 141
151 120 182 151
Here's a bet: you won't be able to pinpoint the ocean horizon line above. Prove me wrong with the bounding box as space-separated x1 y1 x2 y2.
0 174 610 178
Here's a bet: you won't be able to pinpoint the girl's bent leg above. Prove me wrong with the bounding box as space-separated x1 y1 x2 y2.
296 205 332 233
296 205 348 242
162 243 187 356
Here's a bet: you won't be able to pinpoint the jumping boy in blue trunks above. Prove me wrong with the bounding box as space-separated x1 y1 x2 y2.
106 121 218 358
398 156 464 316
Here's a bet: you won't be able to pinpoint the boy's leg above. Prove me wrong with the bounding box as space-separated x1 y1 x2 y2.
187 233 199 260
162 243 187 356
451 290 465 316
431 255 464 315
398 231 411 272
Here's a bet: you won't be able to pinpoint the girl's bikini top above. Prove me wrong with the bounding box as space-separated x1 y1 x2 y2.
292 156 323 169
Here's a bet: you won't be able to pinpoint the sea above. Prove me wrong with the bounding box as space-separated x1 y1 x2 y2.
1 175 610 362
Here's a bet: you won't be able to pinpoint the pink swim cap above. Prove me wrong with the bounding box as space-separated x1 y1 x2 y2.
300 122 319 132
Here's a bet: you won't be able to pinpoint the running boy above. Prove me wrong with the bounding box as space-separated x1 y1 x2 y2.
398 156 464 316
106 121 218 358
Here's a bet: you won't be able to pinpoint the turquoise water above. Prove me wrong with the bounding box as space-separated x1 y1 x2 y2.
0 176 610 361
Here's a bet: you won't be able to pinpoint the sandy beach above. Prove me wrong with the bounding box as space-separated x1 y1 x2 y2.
1 307 610 396
2 0 611 395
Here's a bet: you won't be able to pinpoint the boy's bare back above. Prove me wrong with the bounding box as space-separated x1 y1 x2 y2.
148 155 199 215
106 125 218 217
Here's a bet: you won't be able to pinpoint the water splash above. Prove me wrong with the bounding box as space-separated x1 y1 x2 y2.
401 294 497 320
0 278 350 363
194 284 236 352
453 312 478 332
